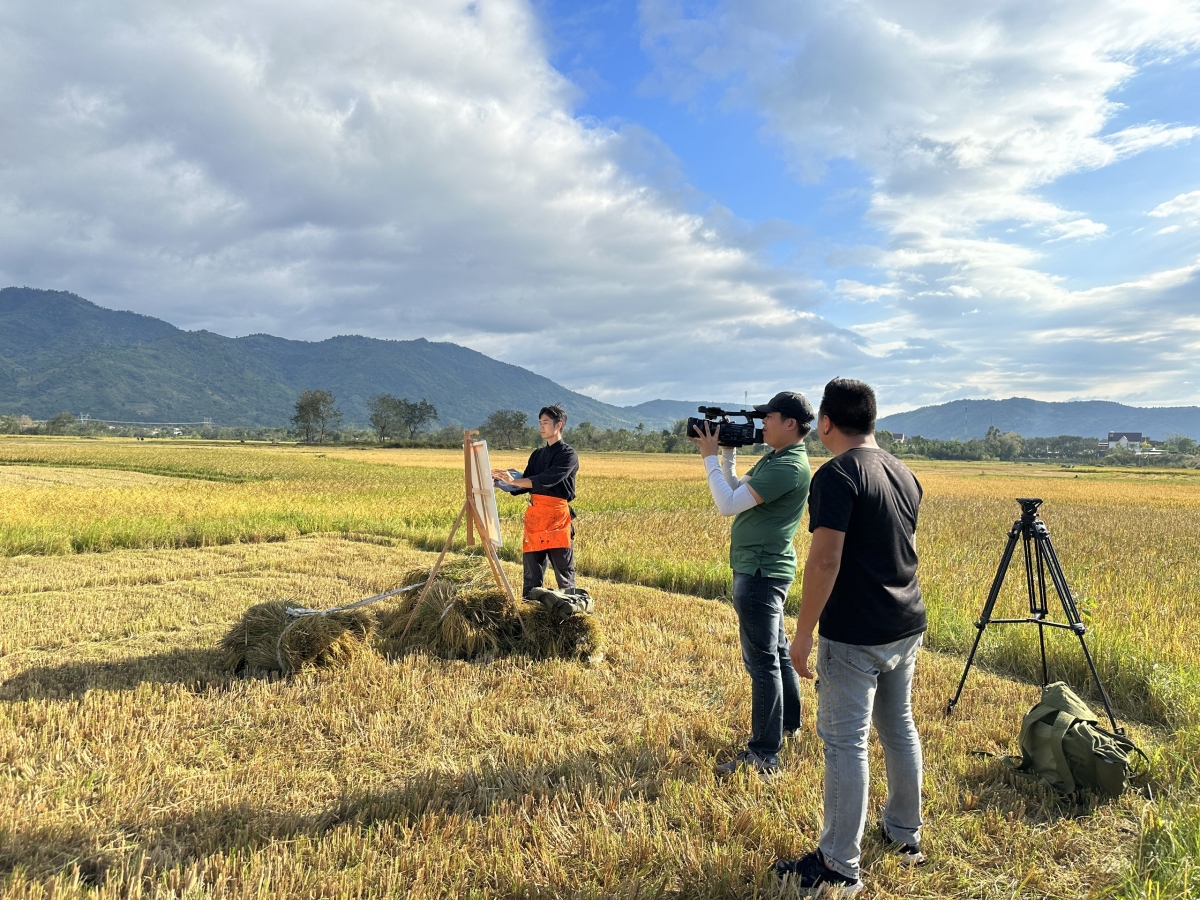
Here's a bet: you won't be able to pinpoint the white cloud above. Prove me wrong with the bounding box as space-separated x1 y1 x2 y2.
0 0 861 403
1106 123 1200 157
1149 189 1200 228
4 0 1200 411
641 0 1200 407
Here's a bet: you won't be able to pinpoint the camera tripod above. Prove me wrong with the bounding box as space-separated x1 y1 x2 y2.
945 498 1122 734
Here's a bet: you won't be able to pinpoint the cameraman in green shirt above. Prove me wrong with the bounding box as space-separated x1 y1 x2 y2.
691 391 814 776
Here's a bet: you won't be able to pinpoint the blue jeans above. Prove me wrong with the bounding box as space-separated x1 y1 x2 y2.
731 571 802 761
816 633 924 880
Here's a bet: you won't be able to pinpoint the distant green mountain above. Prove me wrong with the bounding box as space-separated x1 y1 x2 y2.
0 287 713 430
877 397 1200 440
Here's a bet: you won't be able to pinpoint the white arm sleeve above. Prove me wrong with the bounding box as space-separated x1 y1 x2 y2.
705 455 760 516
716 447 740 489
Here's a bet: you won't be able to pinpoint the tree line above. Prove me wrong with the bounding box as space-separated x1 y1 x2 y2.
877 426 1200 465
8 396 1200 468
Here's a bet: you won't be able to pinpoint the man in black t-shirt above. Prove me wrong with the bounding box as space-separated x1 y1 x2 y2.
773 379 928 897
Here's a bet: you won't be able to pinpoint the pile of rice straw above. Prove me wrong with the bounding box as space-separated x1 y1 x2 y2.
219 553 602 675
381 554 603 662
219 600 375 675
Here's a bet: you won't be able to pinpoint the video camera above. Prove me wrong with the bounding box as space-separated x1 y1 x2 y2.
686 406 764 448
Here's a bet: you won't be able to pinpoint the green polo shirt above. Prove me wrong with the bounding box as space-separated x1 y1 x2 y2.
729 442 811 581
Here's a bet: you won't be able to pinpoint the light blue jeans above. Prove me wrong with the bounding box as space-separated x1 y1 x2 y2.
815 633 924 880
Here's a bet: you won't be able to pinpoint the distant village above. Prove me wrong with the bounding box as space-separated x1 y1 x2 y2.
887 430 1167 455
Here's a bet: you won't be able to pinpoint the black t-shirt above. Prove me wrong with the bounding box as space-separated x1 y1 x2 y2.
515 441 578 501
808 447 926 645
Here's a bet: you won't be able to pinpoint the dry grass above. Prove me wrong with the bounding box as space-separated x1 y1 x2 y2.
0 536 1166 899
1 439 1198 898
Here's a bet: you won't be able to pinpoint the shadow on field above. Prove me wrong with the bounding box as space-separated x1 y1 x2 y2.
170 742 680 849
0 822 112 886
0 745 688 885
0 647 235 701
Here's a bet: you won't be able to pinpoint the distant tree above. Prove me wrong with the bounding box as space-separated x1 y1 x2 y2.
44 411 78 435
997 431 1023 461
367 394 401 442
479 409 529 449
661 419 696 454
292 390 342 443
804 434 832 457
431 424 465 444
1020 435 1101 460
367 395 437 442
1163 433 1198 455
569 421 597 450
398 398 438 439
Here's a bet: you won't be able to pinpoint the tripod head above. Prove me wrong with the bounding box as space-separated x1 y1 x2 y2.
1016 497 1043 522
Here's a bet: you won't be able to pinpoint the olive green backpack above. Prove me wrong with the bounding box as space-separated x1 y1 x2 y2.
1006 682 1148 798
528 586 593 621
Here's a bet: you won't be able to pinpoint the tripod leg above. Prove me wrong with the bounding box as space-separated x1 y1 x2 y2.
947 524 1021 716
1037 529 1123 733
1034 538 1049 686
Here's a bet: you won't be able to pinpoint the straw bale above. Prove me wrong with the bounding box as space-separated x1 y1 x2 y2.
219 600 374 674
379 580 514 660
381 556 604 662
396 553 492 591
518 603 605 661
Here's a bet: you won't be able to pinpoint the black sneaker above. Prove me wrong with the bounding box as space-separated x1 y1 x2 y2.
714 749 778 778
773 850 863 896
879 822 927 867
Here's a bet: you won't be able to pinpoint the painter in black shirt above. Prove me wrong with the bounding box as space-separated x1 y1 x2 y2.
492 404 579 598
515 440 578 503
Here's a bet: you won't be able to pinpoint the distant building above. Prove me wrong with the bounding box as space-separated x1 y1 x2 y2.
1107 431 1143 444
891 433 906 443
1102 431 1147 453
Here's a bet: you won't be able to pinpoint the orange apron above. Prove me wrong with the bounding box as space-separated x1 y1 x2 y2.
523 495 572 553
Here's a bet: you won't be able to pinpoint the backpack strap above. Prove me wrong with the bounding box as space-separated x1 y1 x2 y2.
1044 710 1078 794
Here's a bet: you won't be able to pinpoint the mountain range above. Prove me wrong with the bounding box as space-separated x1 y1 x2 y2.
877 397 1200 441
5 286 1199 438
0 287 711 430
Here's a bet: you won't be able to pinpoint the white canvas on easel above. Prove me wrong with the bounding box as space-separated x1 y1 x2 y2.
468 439 503 547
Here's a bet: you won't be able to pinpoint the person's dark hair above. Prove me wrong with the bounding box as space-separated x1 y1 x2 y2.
539 404 567 427
818 378 877 435
789 416 813 442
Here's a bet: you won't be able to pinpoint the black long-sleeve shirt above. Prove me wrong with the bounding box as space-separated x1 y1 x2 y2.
515 440 578 501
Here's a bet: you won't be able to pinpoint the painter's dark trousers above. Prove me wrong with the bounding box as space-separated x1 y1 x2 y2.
522 548 575 599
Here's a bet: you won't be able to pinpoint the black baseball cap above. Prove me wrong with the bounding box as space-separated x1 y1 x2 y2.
753 391 815 425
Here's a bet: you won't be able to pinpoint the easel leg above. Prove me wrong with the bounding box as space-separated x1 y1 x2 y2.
397 502 467 644
466 505 526 634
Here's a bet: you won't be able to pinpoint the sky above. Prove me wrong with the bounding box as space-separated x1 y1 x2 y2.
2 0 1199 413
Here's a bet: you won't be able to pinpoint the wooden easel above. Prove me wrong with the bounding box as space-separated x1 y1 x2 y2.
397 430 522 642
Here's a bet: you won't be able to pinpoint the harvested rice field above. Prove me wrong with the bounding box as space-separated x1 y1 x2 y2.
1 436 1198 899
